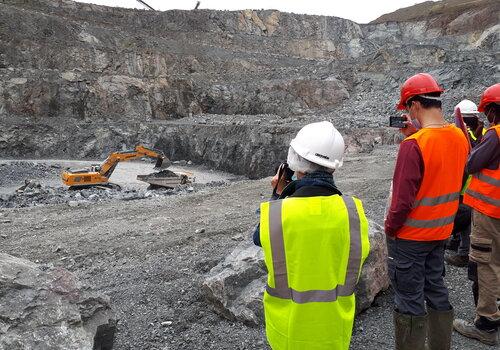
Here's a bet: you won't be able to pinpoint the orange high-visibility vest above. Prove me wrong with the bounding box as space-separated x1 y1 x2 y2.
463 125 500 218
397 125 469 241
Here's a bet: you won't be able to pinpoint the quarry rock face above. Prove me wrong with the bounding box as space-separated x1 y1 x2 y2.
0 0 498 177
0 253 116 350
202 220 389 325
0 114 398 178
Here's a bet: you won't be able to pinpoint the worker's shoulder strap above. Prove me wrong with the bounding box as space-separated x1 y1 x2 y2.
468 128 478 141
486 124 500 137
265 196 364 304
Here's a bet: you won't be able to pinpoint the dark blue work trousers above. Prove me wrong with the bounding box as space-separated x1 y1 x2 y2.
387 238 452 316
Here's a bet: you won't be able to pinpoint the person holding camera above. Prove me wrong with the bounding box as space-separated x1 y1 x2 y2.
253 121 370 349
385 73 469 350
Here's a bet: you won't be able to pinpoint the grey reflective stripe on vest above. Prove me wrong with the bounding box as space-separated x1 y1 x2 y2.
266 196 362 304
405 191 460 228
337 196 362 296
268 200 289 295
473 173 500 187
465 188 500 207
404 214 456 228
413 192 459 207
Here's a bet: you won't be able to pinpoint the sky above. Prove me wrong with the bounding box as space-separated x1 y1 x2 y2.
74 0 437 24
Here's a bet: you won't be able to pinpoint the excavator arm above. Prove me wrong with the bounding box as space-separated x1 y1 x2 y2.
99 145 166 179
135 145 166 169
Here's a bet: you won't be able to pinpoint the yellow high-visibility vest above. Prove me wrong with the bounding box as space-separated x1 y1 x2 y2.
467 127 488 141
468 128 478 141
461 126 490 195
461 175 472 196
260 195 370 350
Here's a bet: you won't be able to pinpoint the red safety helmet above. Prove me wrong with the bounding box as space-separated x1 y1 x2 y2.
478 83 500 112
396 73 444 110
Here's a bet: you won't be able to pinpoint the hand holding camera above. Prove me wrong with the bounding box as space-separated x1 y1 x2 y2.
271 163 294 196
390 114 419 137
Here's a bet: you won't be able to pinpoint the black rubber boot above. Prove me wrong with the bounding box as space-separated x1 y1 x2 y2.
427 307 453 350
445 236 459 251
394 310 427 350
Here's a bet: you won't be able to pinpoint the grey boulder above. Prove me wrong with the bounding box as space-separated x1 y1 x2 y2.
0 253 115 350
202 220 389 325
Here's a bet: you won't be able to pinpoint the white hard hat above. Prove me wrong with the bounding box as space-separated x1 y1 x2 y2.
456 99 479 115
289 121 344 170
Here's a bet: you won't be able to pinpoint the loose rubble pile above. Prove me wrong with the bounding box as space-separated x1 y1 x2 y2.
0 181 222 208
0 253 116 350
0 161 60 187
146 169 180 178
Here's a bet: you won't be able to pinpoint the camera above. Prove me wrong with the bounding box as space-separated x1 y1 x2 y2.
272 162 295 197
275 162 294 183
389 116 407 128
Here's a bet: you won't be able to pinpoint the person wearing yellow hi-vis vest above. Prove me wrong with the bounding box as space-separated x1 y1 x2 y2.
456 99 487 147
254 121 370 349
453 83 500 346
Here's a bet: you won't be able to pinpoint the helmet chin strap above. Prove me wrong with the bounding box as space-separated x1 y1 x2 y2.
486 106 499 125
419 95 442 102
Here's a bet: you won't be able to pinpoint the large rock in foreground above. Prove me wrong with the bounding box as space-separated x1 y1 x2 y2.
202 220 389 325
0 253 115 350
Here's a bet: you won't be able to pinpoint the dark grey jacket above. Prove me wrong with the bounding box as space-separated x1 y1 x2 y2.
252 173 342 246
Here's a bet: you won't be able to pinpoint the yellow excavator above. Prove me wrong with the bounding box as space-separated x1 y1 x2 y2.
61 145 167 188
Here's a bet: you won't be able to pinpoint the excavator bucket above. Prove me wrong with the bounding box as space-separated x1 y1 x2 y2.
154 157 172 169
154 157 164 169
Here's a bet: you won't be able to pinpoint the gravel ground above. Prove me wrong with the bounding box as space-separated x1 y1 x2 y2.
0 147 492 349
351 266 489 350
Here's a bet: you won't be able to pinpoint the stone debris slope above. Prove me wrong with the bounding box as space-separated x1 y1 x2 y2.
372 0 499 29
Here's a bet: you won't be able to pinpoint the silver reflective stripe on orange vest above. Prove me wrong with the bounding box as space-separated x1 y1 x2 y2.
265 196 362 304
412 192 460 207
404 214 456 228
465 188 500 207
473 173 500 187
